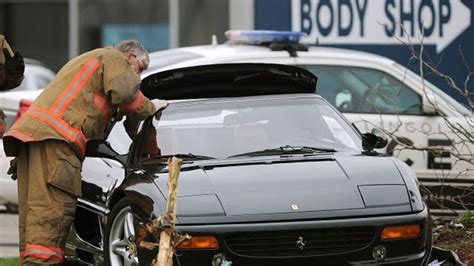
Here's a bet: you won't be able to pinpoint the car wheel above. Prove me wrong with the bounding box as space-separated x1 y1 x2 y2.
104 198 139 266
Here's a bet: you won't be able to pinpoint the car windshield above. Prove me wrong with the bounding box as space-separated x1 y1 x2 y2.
140 96 362 160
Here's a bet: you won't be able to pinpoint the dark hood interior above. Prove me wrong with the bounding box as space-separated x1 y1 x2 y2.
141 63 317 100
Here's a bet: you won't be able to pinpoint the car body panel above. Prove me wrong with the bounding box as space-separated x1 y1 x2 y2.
0 61 54 207
0 90 45 206
151 155 411 216
169 208 431 265
192 160 366 216
128 153 413 225
122 170 430 265
63 64 432 265
12 63 55 92
141 43 473 214
143 45 472 171
142 63 317 100
81 157 125 209
295 55 472 184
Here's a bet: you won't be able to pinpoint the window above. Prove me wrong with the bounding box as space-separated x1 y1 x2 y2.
139 97 362 161
107 120 133 155
304 65 423 115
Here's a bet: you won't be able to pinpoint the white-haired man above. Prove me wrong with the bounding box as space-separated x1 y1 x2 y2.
3 39 167 265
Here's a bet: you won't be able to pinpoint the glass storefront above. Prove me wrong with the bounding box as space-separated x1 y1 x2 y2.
0 0 229 71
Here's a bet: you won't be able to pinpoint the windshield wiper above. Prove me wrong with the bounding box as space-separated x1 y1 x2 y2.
159 153 216 160
228 145 336 158
142 153 216 165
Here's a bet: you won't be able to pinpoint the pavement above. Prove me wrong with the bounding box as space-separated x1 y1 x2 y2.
0 212 19 258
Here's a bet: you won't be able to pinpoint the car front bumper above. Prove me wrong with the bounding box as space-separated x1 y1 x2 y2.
137 207 432 265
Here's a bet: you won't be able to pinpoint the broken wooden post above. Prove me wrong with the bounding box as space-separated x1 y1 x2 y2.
154 156 183 266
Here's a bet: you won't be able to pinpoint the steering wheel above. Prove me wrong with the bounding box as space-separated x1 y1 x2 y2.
358 83 398 113
358 83 378 111
337 100 353 112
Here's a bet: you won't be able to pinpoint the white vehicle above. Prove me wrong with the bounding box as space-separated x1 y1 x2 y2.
0 90 43 211
13 59 55 92
1 59 54 127
143 31 473 214
0 60 53 211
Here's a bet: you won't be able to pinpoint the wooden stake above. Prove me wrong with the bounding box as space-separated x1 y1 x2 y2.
154 157 182 266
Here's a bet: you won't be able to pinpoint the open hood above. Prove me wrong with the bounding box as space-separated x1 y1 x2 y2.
141 63 317 100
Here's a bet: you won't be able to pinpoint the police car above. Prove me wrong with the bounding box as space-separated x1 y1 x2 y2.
0 61 54 211
143 30 473 214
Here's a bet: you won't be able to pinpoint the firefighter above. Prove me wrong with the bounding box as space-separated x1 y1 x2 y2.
0 34 25 136
3 39 167 265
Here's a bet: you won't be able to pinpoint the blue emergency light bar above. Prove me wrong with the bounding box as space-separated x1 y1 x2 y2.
225 30 306 44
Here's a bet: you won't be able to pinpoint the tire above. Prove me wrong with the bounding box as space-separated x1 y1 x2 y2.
104 198 139 266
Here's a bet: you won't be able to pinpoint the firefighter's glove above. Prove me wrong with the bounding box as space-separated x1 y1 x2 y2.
7 158 18 181
151 99 169 116
3 48 25 77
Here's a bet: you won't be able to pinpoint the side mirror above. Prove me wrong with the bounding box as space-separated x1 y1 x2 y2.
362 128 388 151
86 140 127 166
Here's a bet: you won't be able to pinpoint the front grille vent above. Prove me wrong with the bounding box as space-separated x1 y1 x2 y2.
225 226 374 258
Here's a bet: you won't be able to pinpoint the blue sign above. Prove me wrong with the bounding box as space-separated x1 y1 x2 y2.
255 0 473 105
102 23 169 52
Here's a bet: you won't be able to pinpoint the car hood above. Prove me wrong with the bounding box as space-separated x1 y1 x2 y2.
150 155 413 224
141 63 317 100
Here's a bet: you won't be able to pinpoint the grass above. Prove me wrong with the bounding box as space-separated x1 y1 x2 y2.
0 257 20 266
459 211 474 227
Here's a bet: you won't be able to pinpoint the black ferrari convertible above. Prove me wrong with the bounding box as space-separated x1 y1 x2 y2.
64 64 432 265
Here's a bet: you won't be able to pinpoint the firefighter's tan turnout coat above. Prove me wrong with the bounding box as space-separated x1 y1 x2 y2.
3 46 156 264
4 46 156 158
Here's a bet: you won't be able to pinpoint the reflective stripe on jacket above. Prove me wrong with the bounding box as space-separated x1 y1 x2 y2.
4 47 156 159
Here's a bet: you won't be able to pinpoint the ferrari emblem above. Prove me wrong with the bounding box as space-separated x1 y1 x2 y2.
296 237 306 250
129 243 136 254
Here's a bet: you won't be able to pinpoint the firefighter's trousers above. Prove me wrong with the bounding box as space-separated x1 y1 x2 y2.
17 139 82 265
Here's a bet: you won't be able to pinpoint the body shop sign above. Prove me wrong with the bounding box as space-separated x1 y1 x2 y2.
292 0 471 53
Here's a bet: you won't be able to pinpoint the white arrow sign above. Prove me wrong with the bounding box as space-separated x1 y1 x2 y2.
291 0 471 53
